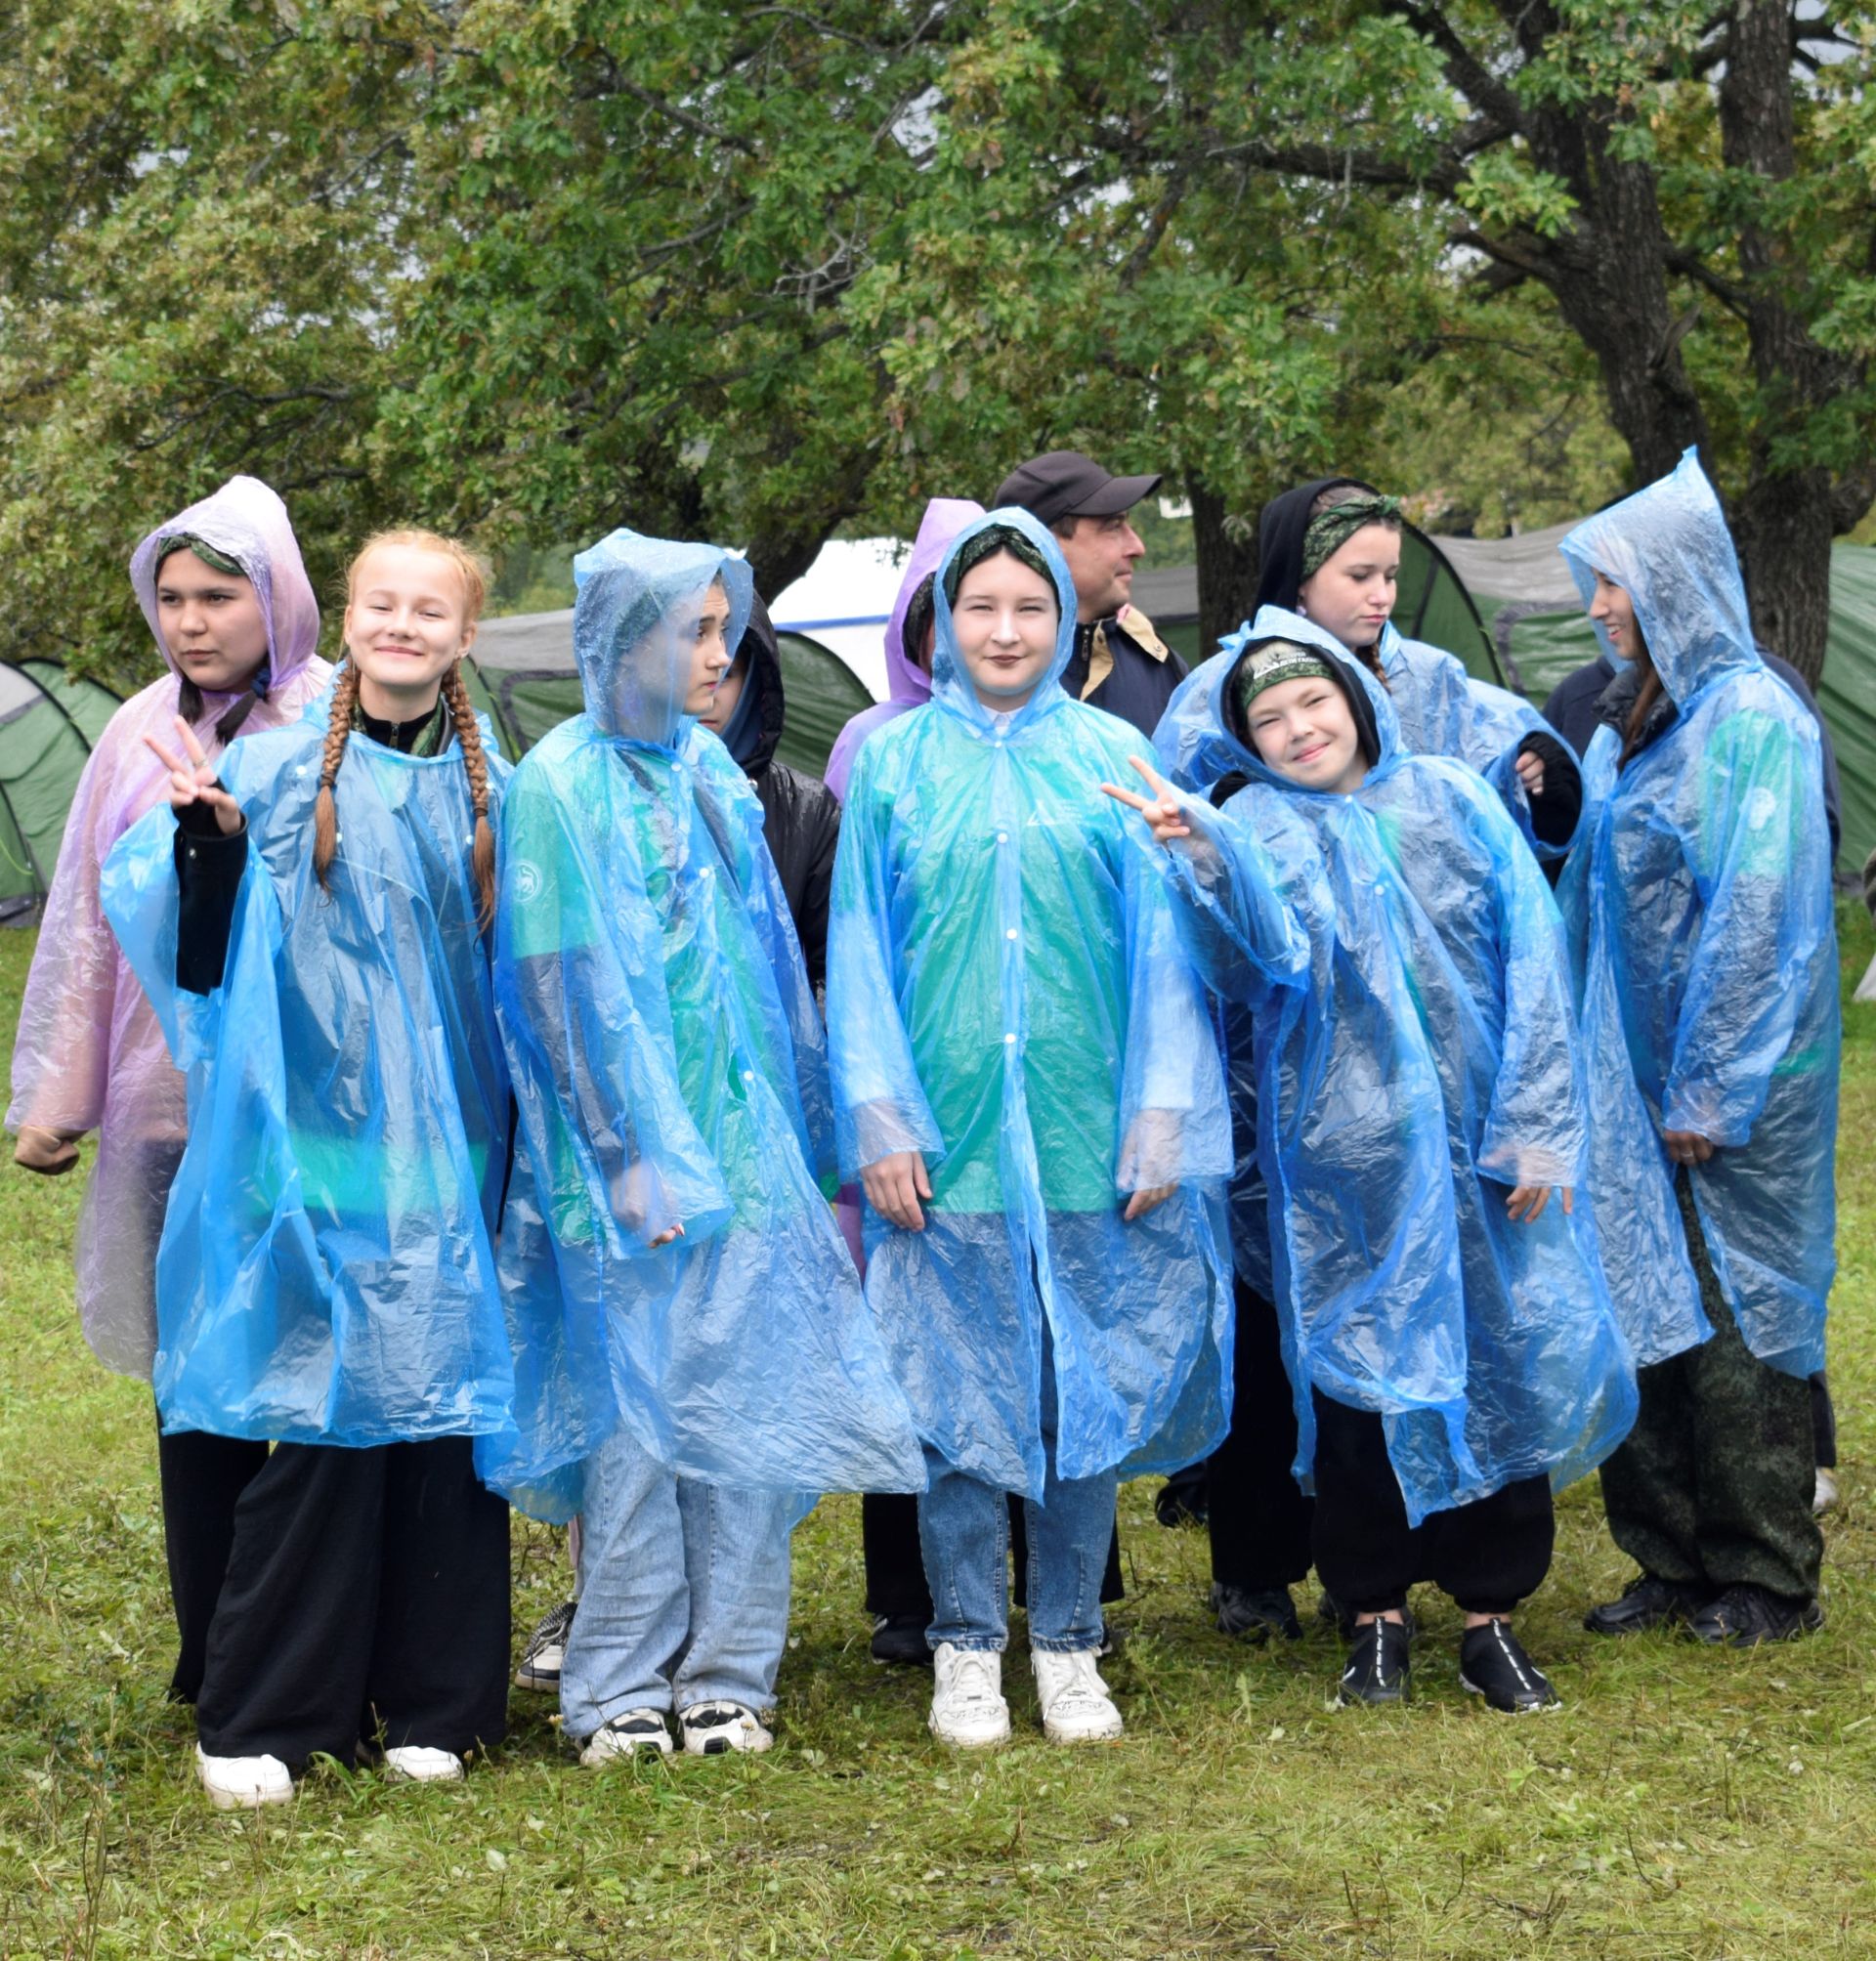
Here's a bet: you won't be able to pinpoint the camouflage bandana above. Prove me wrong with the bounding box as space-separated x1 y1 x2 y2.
152 533 246 579
1230 639 1337 720
942 524 1054 606
1300 494 1402 579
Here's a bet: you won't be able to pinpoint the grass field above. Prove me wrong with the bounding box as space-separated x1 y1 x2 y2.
3 910 1873 1960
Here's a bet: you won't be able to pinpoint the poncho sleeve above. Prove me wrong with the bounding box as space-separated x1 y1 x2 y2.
496 756 734 1249
1154 792 1312 1009
1110 793 1236 1190
1446 767 1589 1188
9 740 130 1136
1660 700 1834 1147
826 739 945 1175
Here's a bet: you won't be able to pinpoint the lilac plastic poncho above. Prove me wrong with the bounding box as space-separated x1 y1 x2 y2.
821 498 984 804
7 476 331 1376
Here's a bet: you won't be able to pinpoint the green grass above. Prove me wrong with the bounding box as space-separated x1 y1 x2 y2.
3 911 1874 1959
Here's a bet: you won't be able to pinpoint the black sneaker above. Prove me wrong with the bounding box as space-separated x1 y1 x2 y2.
870 1612 933 1668
1212 1582 1302 1643
1460 1619 1559 1712
1336 1617 1411 1706
1583 1571 1703 1637
1320 1590 1417 1644
1684 1584 1825 1647
1155 1466 1210 1528
515 1598 576 1691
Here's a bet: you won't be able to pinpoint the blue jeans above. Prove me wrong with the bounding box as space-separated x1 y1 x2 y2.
917 1334 1116 1653
559 1424 793 1736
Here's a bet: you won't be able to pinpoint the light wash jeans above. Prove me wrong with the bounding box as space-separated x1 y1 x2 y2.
917 1343 1116 1654
559 1424 793 1737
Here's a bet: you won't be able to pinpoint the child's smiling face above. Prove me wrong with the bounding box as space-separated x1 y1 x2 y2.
1247 674 1369 794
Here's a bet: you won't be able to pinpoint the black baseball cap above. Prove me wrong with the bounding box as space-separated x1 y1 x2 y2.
993 450 1163 529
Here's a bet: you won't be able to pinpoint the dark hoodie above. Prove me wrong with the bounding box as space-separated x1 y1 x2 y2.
722 595 841 989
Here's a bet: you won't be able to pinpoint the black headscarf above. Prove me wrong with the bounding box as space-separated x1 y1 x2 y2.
1252 477 1376 614
941 523 1055 606
1219 633 1383 782
719 591 787 773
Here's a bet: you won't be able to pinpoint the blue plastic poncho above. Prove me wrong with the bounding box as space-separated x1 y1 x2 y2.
100 697 525 1446
1240 604 1580 862
826 507 1233 1499
1149 618 1636 1524
484 529 926 1517
1555 451 1838 1378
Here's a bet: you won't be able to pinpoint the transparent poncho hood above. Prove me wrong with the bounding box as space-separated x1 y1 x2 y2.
128 475 322 697
1155 607 1400 797
572 528 755 747
927 507 1079 738
1558 449 1759 705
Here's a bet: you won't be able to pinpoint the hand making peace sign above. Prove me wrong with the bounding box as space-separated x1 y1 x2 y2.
142 716 244 837
1098 755 1192 844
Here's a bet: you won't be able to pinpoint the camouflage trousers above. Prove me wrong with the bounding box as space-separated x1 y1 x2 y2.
1598 1174 1823 1601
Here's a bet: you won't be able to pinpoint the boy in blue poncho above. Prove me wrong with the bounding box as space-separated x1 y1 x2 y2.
1110 621 1636 1712
488 529 923 1763
827 509 1232 1749
104 531 519 1808
1556 452 1836 1648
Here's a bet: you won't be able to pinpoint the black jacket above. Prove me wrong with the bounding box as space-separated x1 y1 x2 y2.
737 597 841 989
1059 604 1188 740
1545 648 1841 863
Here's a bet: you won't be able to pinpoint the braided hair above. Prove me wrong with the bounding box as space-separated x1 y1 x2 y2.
312 531 494 928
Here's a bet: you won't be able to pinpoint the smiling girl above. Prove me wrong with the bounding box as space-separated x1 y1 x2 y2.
103 530 526 1809
827 509 1231 1749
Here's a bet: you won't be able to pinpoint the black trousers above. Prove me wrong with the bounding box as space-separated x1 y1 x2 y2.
1311 1391 1555 1619
1206 1281 1314 1592
864 1493 1124 1618
156 1412 270 1703
194 1436 511 1767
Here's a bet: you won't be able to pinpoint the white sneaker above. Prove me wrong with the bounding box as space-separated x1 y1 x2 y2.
195 1744 294 1810
1814 1468 1840 1515
928 1643 1011 1748
1032 1646 1124 1744
382 1745 465 1783
579 1710 673 1764
680 1700 773 1755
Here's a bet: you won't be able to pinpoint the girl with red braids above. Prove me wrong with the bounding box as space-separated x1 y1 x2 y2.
104 531 530 1809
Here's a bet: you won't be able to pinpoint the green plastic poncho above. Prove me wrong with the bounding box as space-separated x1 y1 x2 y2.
826 507 1233 1500
1555 450 1838 1378
1148 619 1636 1524
484 530 925 1518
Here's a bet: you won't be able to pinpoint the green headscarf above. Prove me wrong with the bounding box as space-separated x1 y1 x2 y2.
1300 494 1402 580
153 533 247 579
941 523 1055 606
1230 639 1338 723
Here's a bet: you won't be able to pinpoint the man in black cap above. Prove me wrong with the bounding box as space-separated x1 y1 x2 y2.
994 450 1188 737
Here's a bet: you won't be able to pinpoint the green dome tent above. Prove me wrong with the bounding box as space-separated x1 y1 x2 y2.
0 661 125 923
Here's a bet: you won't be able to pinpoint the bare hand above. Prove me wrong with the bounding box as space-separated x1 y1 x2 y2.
863 1149 931 1231
1100 755 1191 845
14 1125 79 1175
647 1222 685 1250
142 717 242 836
1507 1183 1572 1224
1124 1182 1176 1222
1514 748 1547 798
1662 1129 1715 1167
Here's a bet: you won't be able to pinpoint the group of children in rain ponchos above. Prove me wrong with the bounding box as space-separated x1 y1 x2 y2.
9 445 1838 1799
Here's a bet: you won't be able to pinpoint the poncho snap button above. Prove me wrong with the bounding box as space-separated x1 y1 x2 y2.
1005 928 1017 941
996 831 1008 843
1003 1032 1017 1044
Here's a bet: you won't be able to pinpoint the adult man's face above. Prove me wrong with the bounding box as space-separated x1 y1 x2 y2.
1053 511 1146 623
